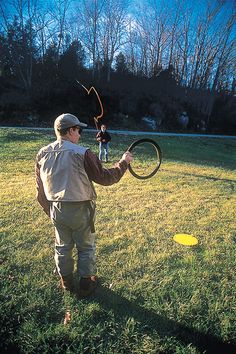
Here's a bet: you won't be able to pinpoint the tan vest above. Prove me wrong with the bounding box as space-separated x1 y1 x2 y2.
36 139 97 201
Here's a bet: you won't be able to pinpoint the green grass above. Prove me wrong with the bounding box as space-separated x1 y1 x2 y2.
0 128 236 354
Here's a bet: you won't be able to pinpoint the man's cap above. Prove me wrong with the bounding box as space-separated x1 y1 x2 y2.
54 113 87 131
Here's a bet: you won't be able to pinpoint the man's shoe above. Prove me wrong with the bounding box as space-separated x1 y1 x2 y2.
78 276 98 297
60 274 74 292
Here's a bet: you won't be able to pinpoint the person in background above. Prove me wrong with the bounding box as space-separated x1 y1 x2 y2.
35 113 133 297
96 124 111 162
178 111 189 130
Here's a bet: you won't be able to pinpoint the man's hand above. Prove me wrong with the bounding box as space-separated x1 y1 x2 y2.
121 151 133 164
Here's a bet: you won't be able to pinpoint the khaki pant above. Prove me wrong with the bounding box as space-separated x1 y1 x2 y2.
50 201 96 277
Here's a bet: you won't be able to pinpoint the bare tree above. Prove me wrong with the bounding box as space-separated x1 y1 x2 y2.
45 0 72 64
211 12 236 91
131 0 169 77
98 0 128 82
76 0 105 79
175 6 193 86
125 17 138 74
33 10 54 64
188 2 224 89
0 0 235 95
167 0 182 69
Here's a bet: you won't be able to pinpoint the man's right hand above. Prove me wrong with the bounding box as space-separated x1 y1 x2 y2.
121 151 133 164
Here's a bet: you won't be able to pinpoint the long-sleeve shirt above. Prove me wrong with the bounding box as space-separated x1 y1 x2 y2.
35 147 128 217
96 131 111 143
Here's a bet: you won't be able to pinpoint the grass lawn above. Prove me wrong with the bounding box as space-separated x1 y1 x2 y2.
0 128 236 354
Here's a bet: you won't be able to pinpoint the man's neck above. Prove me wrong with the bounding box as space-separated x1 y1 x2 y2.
58 136 71 142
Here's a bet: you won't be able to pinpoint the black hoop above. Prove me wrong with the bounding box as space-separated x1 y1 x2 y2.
127 138 162 180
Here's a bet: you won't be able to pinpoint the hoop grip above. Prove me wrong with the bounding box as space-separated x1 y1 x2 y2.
127 138 162 179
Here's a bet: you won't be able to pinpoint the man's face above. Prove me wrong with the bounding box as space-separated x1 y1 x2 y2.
69 126 82 144
101 126 106 132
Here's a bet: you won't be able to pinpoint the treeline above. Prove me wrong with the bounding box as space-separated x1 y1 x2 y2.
0 0 235 134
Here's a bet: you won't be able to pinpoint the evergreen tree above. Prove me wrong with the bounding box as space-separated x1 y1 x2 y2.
0 16 37 92
115 52 128 75
41 42 58 80
59 40 86 79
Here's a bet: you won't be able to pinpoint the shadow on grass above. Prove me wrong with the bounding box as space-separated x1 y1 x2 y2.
162 168 236 184
95 286 236 354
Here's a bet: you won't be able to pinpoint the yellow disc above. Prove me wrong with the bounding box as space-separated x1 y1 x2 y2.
173 234 198 246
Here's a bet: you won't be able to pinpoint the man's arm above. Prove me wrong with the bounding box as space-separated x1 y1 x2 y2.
84 149 131 186
96 131 102 141
35 161 50 217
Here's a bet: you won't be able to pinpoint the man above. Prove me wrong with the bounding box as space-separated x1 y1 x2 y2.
96 124 111 162
35 113 133 297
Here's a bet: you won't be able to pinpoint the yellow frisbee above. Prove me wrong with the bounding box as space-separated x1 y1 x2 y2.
173 234 198 246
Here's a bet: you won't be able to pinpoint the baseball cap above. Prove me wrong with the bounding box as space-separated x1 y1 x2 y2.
54 113 87 131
